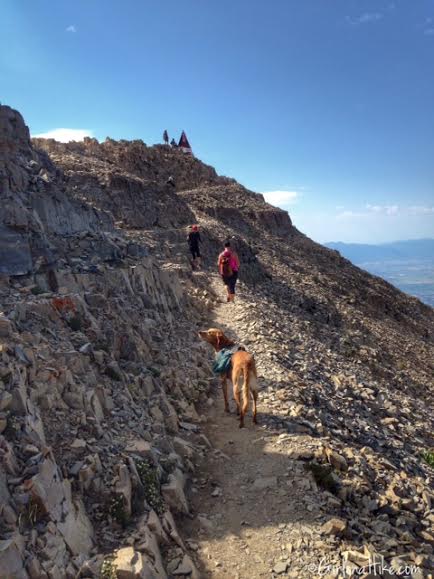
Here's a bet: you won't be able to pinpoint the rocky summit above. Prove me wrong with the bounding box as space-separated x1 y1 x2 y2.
0 105 433 579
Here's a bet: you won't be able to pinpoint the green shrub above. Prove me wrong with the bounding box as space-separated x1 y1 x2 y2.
109 493 129 527
135 459 165 515
101 558 117 579
422 450 434 468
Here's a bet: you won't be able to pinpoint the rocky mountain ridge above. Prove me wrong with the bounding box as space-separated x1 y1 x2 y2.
0 105 433 578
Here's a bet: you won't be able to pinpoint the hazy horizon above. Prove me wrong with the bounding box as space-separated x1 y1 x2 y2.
322 237 434 246
324 238 434 306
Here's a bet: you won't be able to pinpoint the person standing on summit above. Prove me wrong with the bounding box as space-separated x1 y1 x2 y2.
218 241 240 302
187 224 202 270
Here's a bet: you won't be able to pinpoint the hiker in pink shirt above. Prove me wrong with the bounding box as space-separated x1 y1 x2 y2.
218 241 240 302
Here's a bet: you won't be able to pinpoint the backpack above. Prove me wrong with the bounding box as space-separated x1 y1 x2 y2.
221 256 233 278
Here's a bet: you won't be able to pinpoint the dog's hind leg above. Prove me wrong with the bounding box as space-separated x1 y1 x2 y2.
237 369 249 429
232 368 242 417
222 376 230 413
252 390 258 424
249 370 258 424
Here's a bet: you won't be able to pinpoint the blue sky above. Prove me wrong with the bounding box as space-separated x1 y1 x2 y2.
1 0 433 243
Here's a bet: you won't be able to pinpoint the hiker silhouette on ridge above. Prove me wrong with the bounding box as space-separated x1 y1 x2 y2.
166 175 175 187
163 130 169 145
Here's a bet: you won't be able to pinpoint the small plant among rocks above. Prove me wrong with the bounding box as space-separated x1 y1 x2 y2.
109 493 129 527
148 366 161 378
127 382 141 400
5 414 21 437
101 558 117 579
0 368 12 386
135 459 165 515
67 315 82 332
30 285 44 295
306 462 340 495
18 497 45 530
421 450 434 468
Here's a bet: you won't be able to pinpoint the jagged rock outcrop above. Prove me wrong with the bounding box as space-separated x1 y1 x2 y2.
34 138 223 190
33 138 198 230
0 258 216 577
0 106 216 577
0 108 151 280
33 137 293 242
178 184 293 237
0 104 433 578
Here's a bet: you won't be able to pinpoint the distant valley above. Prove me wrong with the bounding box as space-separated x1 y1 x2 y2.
325 239 434 307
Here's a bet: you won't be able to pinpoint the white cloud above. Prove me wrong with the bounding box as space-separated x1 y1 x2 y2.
409 205 434 215
32 128 93 142
66 25 77 33
336 210 367 220
386 205 399 216
424 27 434 35
262 190 299 207
346 12 383 25
337 206 398 220
366 204 382 213
366 204 399 216
336 204 434 220
358 12 383 23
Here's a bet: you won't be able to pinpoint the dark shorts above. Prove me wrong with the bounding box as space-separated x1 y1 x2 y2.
222 271 238 294
190 246 201 259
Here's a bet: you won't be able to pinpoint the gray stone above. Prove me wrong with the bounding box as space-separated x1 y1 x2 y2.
253 476 278 490
273 561 288 574
0 533 28 579
162 469 189 514
0 317 13 338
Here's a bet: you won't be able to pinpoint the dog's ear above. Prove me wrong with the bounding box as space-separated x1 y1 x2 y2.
216 330 227 350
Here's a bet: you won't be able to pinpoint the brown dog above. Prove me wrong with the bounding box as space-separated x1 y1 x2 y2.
199 328 258 428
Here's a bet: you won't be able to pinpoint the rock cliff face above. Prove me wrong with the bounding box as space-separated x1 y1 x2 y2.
0 107 120 278
0 105 433 578
32 138 199 231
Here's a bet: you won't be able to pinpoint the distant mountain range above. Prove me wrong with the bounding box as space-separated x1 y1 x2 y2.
325 238 434 262
324 239 434 306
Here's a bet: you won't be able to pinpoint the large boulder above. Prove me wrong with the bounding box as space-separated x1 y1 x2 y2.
112 546 166 578
0 533 28 579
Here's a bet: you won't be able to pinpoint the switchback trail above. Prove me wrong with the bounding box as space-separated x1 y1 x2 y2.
180 276 345 579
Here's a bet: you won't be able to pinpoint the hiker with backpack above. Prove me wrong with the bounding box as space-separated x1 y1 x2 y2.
187 224 202 270
218 241 240 302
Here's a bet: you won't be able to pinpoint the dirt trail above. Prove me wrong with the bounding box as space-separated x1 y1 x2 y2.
180 277 342 579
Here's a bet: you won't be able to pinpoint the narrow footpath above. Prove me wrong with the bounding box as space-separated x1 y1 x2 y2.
180 277 344 579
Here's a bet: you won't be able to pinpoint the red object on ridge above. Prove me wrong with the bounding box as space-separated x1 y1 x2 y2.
178 131 193 154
